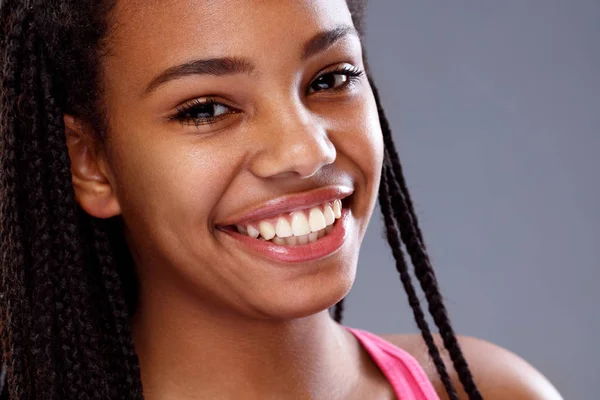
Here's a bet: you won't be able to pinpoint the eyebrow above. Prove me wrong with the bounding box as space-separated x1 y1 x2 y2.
142 24 359 96
301 25 358 61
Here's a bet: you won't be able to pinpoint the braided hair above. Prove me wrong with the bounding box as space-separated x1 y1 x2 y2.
0 0 482 399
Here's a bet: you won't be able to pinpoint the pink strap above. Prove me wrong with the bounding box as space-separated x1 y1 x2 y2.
346 327 440 400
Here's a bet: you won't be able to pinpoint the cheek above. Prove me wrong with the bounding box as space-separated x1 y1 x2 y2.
325 90 383 248
331 90 384 195
107 130 235 236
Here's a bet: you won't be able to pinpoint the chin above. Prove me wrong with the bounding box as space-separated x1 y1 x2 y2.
247 260 357 321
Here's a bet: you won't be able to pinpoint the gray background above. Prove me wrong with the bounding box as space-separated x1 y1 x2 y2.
345 1 600 399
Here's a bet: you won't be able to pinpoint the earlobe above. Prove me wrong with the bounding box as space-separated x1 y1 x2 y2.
64 114 121 219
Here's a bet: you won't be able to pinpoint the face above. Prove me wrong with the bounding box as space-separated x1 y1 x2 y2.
92 0 383 319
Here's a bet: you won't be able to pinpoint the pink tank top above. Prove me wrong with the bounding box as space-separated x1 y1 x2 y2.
346 327 440 400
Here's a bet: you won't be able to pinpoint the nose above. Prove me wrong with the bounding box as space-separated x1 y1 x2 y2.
248 101 336 179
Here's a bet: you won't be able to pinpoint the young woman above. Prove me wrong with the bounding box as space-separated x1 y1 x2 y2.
0 0 563 399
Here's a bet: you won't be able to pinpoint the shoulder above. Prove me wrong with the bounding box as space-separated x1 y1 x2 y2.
379 333 564 400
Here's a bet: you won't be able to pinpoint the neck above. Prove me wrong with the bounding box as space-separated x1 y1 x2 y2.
132 281 362 400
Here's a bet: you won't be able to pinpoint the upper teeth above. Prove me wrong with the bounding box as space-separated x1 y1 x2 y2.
236 199 342 240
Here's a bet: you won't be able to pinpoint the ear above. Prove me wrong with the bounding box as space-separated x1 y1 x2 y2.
64 114 121 219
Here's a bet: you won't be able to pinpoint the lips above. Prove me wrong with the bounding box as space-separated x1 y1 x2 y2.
216 185 354 263
216 186 354 227
218 207 351 263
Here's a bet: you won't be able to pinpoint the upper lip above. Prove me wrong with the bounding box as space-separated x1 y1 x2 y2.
217 185 354 227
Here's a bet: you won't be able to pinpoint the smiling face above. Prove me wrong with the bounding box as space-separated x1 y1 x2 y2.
77 0 383 319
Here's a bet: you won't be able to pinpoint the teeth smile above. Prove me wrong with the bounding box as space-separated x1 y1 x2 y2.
234 199 342 245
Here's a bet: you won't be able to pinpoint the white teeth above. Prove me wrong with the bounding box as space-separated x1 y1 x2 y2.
291 211 311 236
323 204 335 226
236 198 344 242
308 207 327 232
247 225 260 238
248 226 329 245
284 236 298 246
332 199 342 219
275 217 293 238
258 221 276 240
272 237 286 245
297 234 309 245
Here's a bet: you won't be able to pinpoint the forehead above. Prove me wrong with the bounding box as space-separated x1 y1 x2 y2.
101 0 356 99
107 0 354 62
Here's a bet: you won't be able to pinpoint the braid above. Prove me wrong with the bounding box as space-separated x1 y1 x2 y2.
89 218 143 399
1 2 139 399
333 299 345 323
372 81 483 399
1 5 36 397
379 126 426 247
379 157 460 400
22 15 60 400
37 33 76 400
47 95 106 400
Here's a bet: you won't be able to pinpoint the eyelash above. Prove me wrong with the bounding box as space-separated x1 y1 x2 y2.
170 64 365 127
309 64 365 95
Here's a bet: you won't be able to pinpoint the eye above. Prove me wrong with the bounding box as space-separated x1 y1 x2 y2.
170 97 238 127
307 64 365 95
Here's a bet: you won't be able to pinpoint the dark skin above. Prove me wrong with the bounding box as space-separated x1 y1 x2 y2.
382 334 563 400
63 1 563 399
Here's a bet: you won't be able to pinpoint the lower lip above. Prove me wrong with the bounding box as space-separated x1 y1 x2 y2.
218 208 350 263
